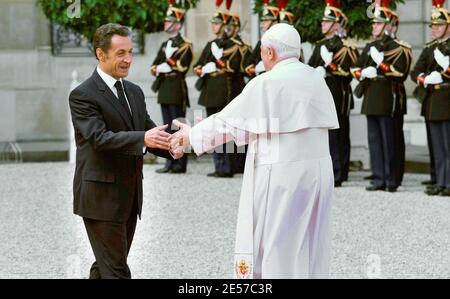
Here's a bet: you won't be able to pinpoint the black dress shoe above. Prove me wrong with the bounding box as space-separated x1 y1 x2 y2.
425 186 444 196
334 181 342 187
207 172 218 177
364 174 375 180
439 188 450 197
216 172 234 178
366 185 385 191
386 186 397 193
422 180 437 186
156 167 171 174
426 184 437 190
171 166 186 174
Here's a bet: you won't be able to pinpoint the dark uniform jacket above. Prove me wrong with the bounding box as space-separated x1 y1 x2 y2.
410 38 450 121
193 35 242 108
230 34 252 101
352 35 412 117
151 33 193 108
308 35 359 116
244 40 261 78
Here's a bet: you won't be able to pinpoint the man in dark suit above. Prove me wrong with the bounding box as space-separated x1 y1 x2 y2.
69 23 176 279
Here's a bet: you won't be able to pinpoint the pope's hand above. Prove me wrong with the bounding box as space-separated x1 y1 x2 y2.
320 45 333 67
434 48 450 71
424 71 443 87
156 62 172 75
169 119 191 157
144 125 171 150
360 66 378 79
200 62 217 77
369 46 384 68
165 40 179 59
255 61 265 74
211 42 224 60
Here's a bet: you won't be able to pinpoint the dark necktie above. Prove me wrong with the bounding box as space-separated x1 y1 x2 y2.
114 81 132 121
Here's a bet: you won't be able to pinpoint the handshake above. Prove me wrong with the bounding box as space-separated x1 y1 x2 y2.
144 120 191 159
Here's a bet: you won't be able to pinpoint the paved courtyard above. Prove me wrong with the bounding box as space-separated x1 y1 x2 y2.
1 159 450 279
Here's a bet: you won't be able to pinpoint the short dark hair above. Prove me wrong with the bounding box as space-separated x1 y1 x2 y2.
92 23 131 60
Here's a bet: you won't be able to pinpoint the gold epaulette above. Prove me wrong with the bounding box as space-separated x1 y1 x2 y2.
424 39 437 48
342 39 357 50
230 37 243 46
395 39 412 49
182 37 192 44
316 37 327 44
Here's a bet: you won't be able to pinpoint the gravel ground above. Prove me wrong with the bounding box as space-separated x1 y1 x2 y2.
0 160 449 279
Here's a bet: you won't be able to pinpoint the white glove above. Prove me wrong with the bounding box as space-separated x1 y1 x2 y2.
315 66 326 78
424 71 443 87
164 40 179 59
200 62 217 77
434 48 450 72
320 45 333 67
360 66 378 80
211 42 224 60
255 60 265 74
156 62 172 75
370 46 384 68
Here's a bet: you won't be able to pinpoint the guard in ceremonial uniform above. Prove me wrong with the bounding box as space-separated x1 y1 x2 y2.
351 0 412 192
410 0 450 196
244 0 279 77
226 3 252 174
308 0 359 187
151 0 193 174
193 0 242 177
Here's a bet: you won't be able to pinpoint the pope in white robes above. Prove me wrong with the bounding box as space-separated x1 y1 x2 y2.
170 23 339 279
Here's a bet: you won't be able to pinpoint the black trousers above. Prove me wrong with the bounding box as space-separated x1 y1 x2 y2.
161 104 187 171
425 120 436 182
367 115 399 188
206 107 233 175
393 112 405 186
329 114 351 183
83 195 138 279
429 120 450 189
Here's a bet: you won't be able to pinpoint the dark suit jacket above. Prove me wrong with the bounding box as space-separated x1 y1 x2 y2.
69 69 172 222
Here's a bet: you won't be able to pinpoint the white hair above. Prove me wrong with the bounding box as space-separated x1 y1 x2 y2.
261 37 301 60
261 23 301 60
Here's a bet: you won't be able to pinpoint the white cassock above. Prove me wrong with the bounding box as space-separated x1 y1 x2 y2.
189 57 339 279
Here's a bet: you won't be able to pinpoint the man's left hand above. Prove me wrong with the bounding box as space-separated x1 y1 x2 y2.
320 45 333 67
434 48 450 71
370 46 384 68
165 40 179 59
211 42 224 60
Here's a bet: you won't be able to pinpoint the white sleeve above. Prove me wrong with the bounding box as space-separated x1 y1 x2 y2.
189 114 252 155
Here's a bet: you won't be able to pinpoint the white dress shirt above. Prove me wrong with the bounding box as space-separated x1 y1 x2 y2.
96 66 132 115
97 66 150 154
